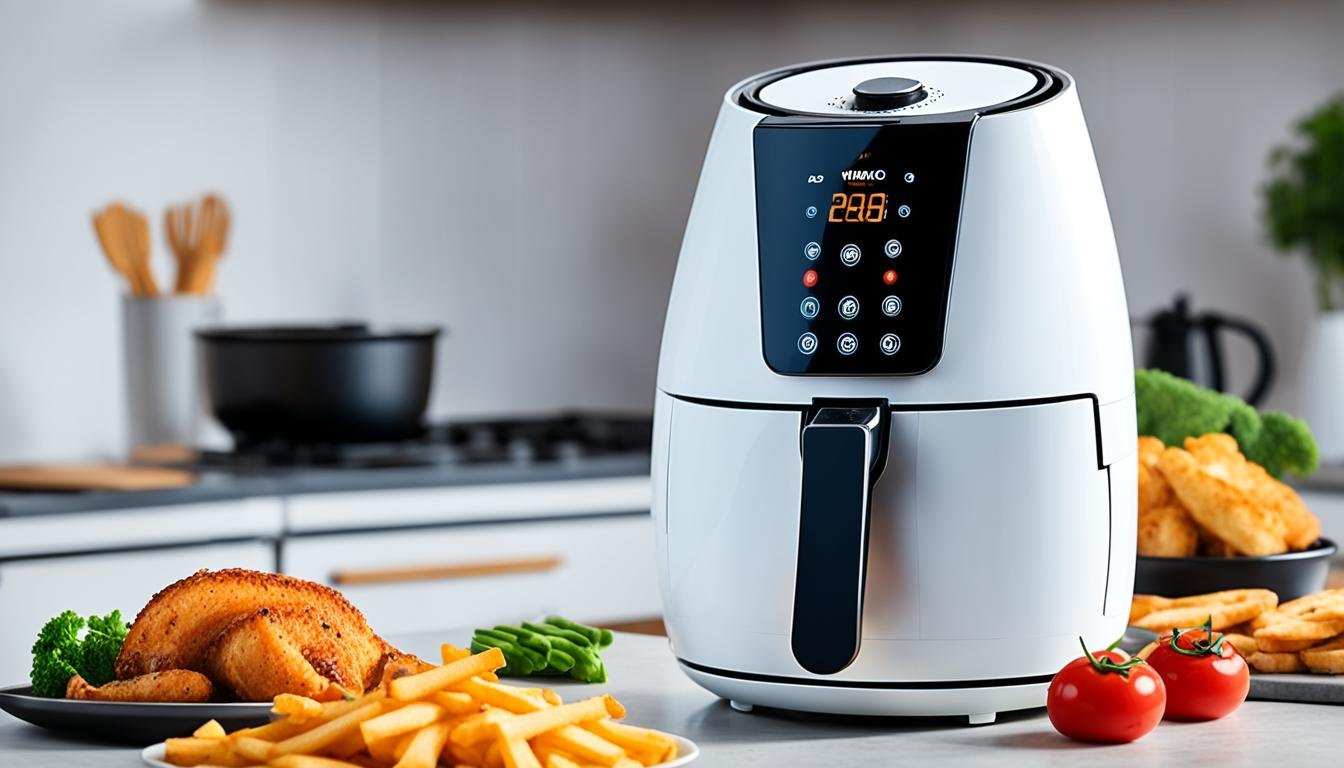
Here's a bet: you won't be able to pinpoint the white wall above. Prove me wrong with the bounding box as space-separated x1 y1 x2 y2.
1 0 1340 460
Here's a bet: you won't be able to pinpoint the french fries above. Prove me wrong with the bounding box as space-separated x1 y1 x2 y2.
165 737 249 767
502 737 543 768
360 702 443 744
1134 588 1344 676
161 646 681 768
390 647 505 701
494 696 624 742
271 702 386 758
193 719 227 740
584 720 678 764
397 721 451 768
274 694 325 722
432 690 482 715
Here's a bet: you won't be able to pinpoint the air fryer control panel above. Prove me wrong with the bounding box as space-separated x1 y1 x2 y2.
754 122 971 375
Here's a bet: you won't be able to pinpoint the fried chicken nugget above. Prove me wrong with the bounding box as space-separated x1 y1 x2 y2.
1184 434 1320 551
1137 436 1176 512
1156 447 1290 556
1254 616 1344 645
1251 590 1344 637
1130 589 1278 634
1137 504 1199 557
1129 594 1168 625
1256 636 1323 653
1221 633 1259 655
1247 651 1308 674
1300 636 1344 674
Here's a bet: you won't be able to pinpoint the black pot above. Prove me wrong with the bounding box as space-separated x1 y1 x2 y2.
1133 538 1337 601
197 323 441 445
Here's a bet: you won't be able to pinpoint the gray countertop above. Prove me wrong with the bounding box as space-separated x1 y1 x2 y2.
0 455 649 517
1298 464 1344 494
3 630 1342 767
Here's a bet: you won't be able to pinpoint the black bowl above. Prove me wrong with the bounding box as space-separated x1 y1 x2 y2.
1134 538 1337 600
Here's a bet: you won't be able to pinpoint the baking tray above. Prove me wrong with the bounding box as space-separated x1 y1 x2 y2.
1250 674 1344 704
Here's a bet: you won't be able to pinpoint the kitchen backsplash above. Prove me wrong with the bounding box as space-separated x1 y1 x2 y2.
1 0 1340 461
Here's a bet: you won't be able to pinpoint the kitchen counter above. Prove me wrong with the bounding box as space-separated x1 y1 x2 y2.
0 455 650 517
3 631 1342 767
1296 463 1344 493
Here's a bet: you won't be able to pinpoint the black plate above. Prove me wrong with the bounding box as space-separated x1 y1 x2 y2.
1134 537 1337 601
0 685 270 744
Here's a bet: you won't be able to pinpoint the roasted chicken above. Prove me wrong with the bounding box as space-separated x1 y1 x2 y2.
103 568 425 702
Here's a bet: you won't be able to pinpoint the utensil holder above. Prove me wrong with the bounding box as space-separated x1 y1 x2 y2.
122 295 221 451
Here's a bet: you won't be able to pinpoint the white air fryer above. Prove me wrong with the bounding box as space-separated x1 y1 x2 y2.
651 56 1136 723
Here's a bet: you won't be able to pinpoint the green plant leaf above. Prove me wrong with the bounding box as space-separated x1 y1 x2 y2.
1263 96 1344 311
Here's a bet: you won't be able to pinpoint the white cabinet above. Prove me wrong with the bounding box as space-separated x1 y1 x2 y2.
0 541 275 686
283 478 651 532
283 515 660 637
0 499 283 560
0 477 661 685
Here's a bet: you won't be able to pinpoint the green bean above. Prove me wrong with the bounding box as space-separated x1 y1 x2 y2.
470 637 533 676
543 616 603 646
523 621 592 648
493 625 553 656
473 616 613 682
539 634 603 682
476 629 547 670
546 648 576 673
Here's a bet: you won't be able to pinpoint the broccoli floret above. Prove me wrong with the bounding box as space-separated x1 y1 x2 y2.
1244 411 1320 479
30 611 83 697
28 609 130 696
79 610 128 686
1134 369 1259 446
1134 369 1318 478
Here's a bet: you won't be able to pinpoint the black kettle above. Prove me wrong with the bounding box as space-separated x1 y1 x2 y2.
1140 294 1276 406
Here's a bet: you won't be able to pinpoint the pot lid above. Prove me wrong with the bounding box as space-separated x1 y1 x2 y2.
197 323 441 342
749 58 1045 118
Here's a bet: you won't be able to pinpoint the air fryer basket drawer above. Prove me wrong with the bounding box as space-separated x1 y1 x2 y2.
662 395 1116 681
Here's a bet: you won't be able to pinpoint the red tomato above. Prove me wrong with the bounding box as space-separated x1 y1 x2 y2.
1047 642 1166 743
1145 627 1249 721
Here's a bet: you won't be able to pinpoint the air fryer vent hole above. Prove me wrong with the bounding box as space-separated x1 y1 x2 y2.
826 87 945 114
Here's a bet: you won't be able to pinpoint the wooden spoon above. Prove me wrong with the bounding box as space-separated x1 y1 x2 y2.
93 202 156 296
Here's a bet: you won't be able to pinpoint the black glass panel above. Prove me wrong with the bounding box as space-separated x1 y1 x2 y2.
754 122 972 375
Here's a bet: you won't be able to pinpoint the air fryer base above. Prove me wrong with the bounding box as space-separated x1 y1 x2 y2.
681 663 1048 723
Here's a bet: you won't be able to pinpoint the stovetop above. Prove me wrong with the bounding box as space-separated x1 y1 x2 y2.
197 413 654 470
0 413 654 518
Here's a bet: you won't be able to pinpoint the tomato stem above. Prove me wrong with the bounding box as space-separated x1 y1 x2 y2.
1079 636 1146 678
1169 615 1226 657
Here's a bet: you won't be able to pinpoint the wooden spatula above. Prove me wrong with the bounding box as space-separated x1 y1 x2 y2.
93 202 158 297
165 194 230 295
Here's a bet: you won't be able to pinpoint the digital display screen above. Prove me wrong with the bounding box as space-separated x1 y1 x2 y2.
827 192 887 223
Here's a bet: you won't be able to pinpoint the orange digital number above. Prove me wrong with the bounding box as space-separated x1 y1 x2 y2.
844 193 864 222
865 193 887 222
828 193 847 222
